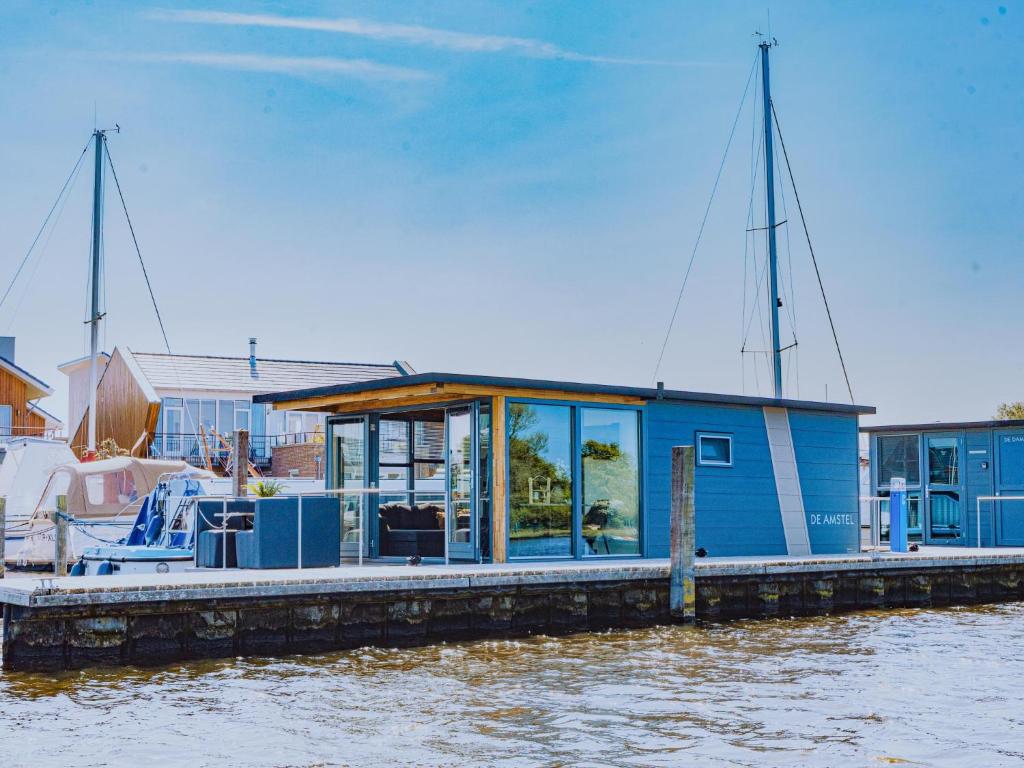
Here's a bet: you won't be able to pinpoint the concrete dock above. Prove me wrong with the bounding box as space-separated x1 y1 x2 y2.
3 548 1024 671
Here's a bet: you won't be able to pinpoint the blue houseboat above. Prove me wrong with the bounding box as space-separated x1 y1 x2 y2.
863 420 1024 547
255 374 874 563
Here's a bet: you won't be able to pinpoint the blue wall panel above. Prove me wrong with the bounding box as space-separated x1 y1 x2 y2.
788 411 860 554
645 401 788 557
964 430 994 546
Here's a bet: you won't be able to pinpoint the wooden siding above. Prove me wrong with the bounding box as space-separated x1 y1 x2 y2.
0 367 46 436
71 349 160 457
491 395 507 563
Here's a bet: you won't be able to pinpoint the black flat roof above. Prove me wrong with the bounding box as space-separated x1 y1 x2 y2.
254 372 875 415
863 419 1024 434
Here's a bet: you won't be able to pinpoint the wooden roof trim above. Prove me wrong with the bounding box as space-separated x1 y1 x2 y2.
268 382 644 412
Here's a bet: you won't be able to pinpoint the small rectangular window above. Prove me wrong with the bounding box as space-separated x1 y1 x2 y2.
697 433 732 467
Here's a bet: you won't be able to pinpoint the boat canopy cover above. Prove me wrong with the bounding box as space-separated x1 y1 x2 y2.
0 438 77 522
31 457 201 521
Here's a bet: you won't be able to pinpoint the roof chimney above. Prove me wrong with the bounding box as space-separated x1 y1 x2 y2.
0 337 15 363
249 337 257 377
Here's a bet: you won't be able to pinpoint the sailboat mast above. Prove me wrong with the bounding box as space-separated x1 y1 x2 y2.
759 41 783 399
86 129 105 454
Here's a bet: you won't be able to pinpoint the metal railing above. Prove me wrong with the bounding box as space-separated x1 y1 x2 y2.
0 426 63 442
860 496 888 548
194 486 452 571
267 432 324 448
975 495 1024 548
151 432 324 468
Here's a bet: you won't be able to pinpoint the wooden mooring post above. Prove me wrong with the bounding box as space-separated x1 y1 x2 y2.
49 494 70 577
670 445 696 623
233 428 249 497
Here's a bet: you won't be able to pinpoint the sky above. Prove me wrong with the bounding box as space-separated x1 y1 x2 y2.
0 0 1021 428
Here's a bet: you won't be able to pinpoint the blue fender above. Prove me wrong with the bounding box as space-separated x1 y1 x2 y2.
96 560 114 576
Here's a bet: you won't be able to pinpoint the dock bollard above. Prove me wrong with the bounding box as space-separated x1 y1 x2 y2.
0 496 6 579
50 494 69 577
670 445 696 623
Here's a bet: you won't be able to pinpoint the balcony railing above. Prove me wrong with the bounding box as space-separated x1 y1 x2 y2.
0 425 63 442
149 432 323 470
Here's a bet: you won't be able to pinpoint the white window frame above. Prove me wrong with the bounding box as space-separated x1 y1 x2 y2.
697 432 733 467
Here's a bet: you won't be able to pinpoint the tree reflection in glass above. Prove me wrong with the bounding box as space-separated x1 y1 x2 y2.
581 409 640 556
508 403 572 558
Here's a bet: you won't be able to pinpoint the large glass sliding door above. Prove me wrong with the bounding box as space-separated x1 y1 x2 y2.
507 402 641 560
508 403 574 559
581 408 641 556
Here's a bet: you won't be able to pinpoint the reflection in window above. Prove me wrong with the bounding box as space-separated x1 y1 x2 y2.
332 420 365 544
509 403 572 558
581 409 640 556
379 419 410 464
333 421 364 487
928 438 960 486
878 434 921 486
698 433 732 467
879 490 923 542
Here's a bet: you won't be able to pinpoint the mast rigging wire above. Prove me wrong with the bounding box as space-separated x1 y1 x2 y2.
0 139 91 313
5 151 88 332
650 53 758 385
770 100 855 404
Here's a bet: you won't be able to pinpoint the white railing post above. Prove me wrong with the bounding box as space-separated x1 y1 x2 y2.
976 497 982 548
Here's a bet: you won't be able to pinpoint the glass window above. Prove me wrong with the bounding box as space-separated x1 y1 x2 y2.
185 399 201 434
698 433 733 467
877 434 920 486
448 408 473 548
928 438 959 486
85 469 138 506
200 400 217 433
509 403 573 558
332 419 365 545
878 490 923 542
333 420 365 487
414 421 445 461
379 419 410 465
581 409 640 556
0 404 12 437
217 400 234 435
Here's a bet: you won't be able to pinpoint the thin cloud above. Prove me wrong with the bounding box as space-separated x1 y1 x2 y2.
149 9 700 67
115 51 431 81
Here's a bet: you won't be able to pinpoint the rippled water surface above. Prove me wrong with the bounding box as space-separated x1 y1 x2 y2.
3 604 1024 767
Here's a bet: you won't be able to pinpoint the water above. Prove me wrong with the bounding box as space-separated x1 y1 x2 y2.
2 604 1024 767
